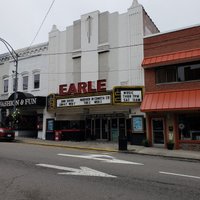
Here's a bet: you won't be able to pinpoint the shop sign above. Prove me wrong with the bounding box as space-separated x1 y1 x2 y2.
57 95 111 108
0 97 46 108
59 79 106 96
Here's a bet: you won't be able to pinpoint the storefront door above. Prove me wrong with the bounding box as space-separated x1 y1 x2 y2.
86 118 110 140
102 118 110 140
86 116 126 141
152 118 165 147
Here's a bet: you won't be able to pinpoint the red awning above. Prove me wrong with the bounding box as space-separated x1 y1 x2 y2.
141 89 200 112
142 48 200 68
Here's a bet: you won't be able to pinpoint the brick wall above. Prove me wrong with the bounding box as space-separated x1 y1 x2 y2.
180 143 200 151
143 25 200 92
144 25 200 57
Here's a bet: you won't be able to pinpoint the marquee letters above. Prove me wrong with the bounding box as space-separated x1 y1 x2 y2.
59 79 106 96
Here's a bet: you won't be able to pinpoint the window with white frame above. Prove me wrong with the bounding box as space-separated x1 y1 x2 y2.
33 73 40 89
3 78 9 93
23 75 28 90
13 77 18 92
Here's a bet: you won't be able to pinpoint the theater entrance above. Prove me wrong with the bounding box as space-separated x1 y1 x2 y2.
85 114 126 141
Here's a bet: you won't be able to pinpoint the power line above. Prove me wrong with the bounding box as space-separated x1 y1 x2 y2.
38 33 200 56
0 67 142 80
1 32 200 61
28 0 56 49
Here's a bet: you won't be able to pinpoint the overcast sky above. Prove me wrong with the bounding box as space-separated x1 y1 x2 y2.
0 0 200 53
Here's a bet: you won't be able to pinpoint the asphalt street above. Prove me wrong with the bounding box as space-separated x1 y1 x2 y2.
0 142 200 200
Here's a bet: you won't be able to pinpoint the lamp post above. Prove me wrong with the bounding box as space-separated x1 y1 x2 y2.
0 38 19 113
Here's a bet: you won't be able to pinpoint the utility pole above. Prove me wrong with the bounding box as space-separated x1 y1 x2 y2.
0 38 19 113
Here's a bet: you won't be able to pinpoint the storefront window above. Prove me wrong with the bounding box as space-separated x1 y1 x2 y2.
178 114 200 140
16 114 37 130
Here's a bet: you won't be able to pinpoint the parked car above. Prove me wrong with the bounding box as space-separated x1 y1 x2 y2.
0 122 15 141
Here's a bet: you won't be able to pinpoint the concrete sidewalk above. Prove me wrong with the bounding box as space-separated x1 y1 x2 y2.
16 137 200 162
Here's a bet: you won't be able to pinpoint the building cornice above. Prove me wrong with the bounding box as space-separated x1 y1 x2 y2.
0 42 48 63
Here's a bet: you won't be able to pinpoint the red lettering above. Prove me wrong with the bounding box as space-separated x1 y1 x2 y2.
97 79 106 92
78 82 87 93
59 84 68 95
88 81 97 93
59 79 107 95
67 83 77 94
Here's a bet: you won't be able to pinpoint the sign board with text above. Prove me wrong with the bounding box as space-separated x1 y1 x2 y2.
0 97 46 108
57 94 111 108
113 86 143 105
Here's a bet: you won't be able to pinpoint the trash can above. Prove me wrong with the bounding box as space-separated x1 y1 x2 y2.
118 137 127 151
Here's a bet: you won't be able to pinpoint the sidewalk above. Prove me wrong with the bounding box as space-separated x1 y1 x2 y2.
16 137 200 162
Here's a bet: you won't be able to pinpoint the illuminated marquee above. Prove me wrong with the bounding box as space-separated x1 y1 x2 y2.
57 95 111 108
121 90 142 102
113 86 143 104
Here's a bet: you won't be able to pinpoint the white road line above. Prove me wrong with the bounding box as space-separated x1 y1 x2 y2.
159 171 200 180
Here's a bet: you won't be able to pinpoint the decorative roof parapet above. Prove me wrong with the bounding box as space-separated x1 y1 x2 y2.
0 42 48 63
129 0 140 9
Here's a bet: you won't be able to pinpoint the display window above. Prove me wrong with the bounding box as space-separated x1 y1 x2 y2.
178 114 200 141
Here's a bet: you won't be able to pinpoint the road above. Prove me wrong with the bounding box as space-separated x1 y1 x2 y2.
0 141 200 200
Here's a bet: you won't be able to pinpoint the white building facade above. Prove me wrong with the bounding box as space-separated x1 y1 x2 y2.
0 43 48 138
0 0 159 143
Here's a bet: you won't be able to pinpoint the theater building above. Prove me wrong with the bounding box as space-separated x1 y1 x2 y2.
0 0 159 141
141 25 200 150
45 0 158 142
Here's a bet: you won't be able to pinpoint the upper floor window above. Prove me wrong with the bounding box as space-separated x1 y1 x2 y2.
23 76 28 90
34 73 40 89
156 62 200 84
3 78 9 93
13 78 18 92
178 63 200 82
156 67 177 83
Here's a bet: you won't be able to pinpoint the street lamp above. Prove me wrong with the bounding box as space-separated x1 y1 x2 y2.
0 38 19 113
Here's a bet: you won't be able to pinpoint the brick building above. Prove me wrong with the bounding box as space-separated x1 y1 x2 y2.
141 25 200 150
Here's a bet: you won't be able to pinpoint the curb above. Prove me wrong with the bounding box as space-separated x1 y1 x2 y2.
16 139 118 153
15 139 200 162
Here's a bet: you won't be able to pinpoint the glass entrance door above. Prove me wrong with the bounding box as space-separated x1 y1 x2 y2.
152 118 165 147
86 118 110 140
102 118 110 140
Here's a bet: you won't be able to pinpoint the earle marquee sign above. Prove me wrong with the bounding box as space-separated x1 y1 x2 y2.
56 79 111 108
57 95 111 108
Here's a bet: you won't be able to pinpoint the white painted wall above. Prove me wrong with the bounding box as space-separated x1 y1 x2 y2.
0 43 49 98
47 1 158 94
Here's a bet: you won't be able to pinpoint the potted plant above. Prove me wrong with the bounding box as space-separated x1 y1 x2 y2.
11 108 21 128
142 139 150 147
167 139 174 150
